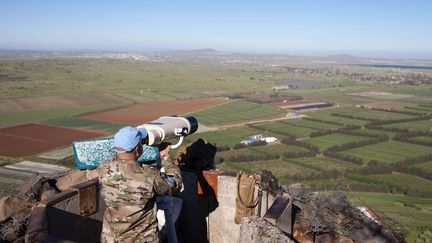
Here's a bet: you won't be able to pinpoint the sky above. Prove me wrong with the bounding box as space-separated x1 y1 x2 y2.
0 0 431 58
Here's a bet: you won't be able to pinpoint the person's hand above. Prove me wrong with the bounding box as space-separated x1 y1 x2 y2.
159 142 171 158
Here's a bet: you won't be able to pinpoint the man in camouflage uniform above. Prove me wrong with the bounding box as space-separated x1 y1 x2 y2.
99 126 183 243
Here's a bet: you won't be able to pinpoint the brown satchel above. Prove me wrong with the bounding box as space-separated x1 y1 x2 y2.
234 171 260 224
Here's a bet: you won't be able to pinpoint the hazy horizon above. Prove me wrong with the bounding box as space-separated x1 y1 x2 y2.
1 1 431 59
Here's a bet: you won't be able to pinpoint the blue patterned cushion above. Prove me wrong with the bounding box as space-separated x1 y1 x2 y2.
72 138 159 170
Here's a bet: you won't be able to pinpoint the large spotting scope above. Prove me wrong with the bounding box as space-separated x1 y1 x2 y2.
137 116 198 148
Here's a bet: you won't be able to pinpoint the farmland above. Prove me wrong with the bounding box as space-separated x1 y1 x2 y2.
307 133 368 150
81 98 226 125
252 121 316 137
0 103 121 128
340 141 432 164
0 55 432 241
0 123 102 157
383 120 432 132
41 117 128 134
190 100 285 126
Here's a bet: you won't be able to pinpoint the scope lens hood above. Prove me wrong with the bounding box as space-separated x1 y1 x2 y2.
185 116 198 134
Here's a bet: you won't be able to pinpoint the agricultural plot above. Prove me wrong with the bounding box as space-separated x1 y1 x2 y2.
216 147 266 159
0 58 273 98
412 136 432 143
0 124 102 158
348 91 414 100
287 118 342 130
291 155 361 171
361 128 398 138
383 120 432 132
217 159 314 181
307 133 368 151
415 161 432 171
249 144 308 155
254 121 316 137
401 106 430 114
184 126 274 147
42 117 128 134
0 104 119 128
304 109 368 126
191 100 285 126
81 98 226 125
340 141 432 164
330 107 416 120
367 172 432 193
347 192 432 242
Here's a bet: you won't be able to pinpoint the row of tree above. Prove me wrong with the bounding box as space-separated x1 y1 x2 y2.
366 114 432 126
348 160 393 175
340 130 385 138
309 125 361 137
283 151 316 158
393 134 432 146
225 153 279 163
324 153 363 165
247 124 296 138
280 137 320 153
216 140 269 152
303 117 345 126
331 113 378 121
324 135 388 154
366 107 425 116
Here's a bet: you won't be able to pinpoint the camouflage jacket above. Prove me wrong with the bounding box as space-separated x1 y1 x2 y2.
99 156 182 243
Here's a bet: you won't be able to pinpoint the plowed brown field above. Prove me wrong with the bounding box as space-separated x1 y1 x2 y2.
80 98 226 125
0 123 102 158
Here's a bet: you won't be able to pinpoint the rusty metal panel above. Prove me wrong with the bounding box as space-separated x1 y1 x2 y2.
263 194 292 234
197 170 218 198
78 183 97 216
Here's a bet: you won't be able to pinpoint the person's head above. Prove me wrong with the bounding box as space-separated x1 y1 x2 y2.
113 126 148 161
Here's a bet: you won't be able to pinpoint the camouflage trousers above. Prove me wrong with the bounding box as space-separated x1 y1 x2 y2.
100 208 158 243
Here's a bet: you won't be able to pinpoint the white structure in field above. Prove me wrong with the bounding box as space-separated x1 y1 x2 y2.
241 135 278 145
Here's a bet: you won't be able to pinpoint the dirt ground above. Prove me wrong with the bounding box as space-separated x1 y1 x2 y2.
0 124 102 158
80 98 226 125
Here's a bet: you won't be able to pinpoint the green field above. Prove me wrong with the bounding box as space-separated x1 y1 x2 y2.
288 155 361 172
416 161 432 171
254 121 316 137
361 128 398 138
330 107 416 120
366 172 432 192
41 117 129 134
184 126 274 147
340 141 432 164
0 58 273 97
307 133 368 150
383 119 432 132
249 143 307 154
190 100 285 126
347 192 432 242
216 144 308 159
217 159 315 180
288 118 343 130
1 57 432 242
0 104 120 128
304 109 368 126
216 147 265 158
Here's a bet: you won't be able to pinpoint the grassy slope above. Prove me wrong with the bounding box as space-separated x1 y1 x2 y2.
340 141 432 164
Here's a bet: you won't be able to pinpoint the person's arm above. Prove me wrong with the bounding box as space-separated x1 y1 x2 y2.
153 146 183 195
